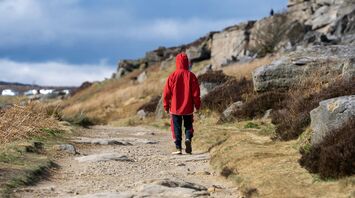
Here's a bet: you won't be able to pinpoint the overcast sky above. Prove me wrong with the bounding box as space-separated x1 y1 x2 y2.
0 0 287 86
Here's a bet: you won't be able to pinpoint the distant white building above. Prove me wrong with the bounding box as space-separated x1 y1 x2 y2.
2 89 17 96
62 89 70 95
24 89 39 96
39 89 53 95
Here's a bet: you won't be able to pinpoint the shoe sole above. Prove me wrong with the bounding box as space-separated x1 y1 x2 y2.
172 150 182 155
185 141 192 154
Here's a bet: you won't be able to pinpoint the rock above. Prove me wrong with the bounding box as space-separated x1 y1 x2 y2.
134 179 209 197
211 21 256 69
160 57 174 71
170 153 210 162
115 67 127 79
288 0 355 34
252 45 355 92
262 109 273 120
137 71 148 83
196 64 213 76
288 0 314 22
310 95 355 146
55 144 77 154
137 109 147 120
198 70 231 98
135 139 158 144
73 192 133 198
155 97 169 120
333 9 355 36
25 141 44 153
200 82 219 98
219 101 244 122
306 5 336 31
194 171 211 176
75 153 132 163
114 59 144 79
72 138 131 146
186 42 211 63
250 14 306 55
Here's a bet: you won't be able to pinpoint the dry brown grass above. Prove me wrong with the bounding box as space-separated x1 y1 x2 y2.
193 118 355 197
62 62 171 123
62 59 211 124
223 55 276 79
0 102 59 144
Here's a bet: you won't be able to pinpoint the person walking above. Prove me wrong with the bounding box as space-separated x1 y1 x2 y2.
163 52 201 155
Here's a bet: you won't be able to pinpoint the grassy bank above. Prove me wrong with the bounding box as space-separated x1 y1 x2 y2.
192 117 355 198
0 102 75 197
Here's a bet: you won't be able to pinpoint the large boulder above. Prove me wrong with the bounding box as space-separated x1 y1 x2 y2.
197 71 232 98
185 32 213 64
211 21 255 69
115 59 146 79
145 46 182 63
252 45 355 92
332 9 355 37
219 101 244 123
310 95 355 145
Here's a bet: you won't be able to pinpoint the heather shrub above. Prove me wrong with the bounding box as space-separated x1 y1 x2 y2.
232 91 287 120
137 95 161 113
198 70 232 84
202 78 253 113
271 78 355 140
299 118 355 179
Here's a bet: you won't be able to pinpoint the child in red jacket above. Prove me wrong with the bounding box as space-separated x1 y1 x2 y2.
163 53 201 155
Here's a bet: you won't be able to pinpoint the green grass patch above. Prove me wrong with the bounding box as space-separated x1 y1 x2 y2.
0 124 73 197
1 160 55 197
62 112 97 128
244 122 260 129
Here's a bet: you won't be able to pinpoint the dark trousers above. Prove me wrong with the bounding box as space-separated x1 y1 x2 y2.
170 114 194 149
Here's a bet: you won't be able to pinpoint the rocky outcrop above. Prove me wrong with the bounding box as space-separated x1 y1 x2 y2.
252 45 355 92
310 95 355 145
114 34 213 79
250 14 307 55
288 0 355 34
211 21 255 68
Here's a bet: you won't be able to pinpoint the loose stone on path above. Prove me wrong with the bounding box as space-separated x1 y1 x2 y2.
75 153 132 163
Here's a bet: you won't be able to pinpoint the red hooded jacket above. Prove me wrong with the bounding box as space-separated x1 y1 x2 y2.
163 53 201 115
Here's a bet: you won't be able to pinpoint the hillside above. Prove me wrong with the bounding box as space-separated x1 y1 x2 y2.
6 0 354 197
0 81 76 94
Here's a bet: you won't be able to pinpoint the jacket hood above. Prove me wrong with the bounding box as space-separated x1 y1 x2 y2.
175 53 189 70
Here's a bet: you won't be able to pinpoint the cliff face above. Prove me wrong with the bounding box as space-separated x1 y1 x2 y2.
288 0 355 33
112 0 355 79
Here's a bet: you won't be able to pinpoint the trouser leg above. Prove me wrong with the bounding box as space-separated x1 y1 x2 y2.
171 115 183 149
183 115 194 140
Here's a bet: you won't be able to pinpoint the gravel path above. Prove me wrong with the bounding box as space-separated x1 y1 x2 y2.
14 126 240 198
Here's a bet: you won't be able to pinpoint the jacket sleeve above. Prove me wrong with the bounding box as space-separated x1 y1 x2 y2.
191 74 201 110
163 76 172 111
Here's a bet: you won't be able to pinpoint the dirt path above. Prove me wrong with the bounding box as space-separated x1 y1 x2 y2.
14 126 240 198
